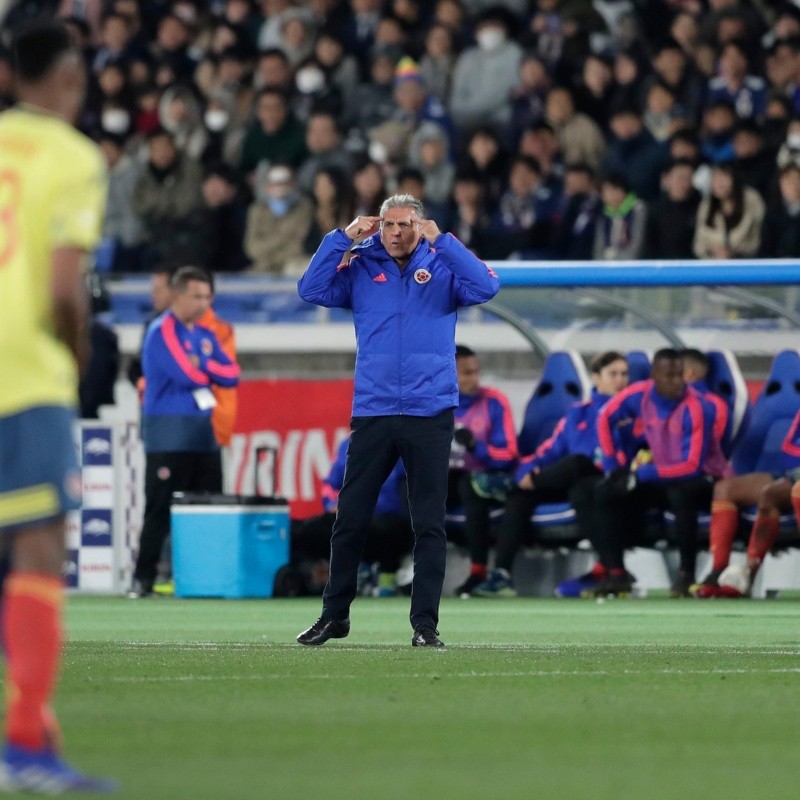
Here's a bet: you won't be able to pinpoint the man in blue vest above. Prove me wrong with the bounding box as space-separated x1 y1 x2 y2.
296 194 499 647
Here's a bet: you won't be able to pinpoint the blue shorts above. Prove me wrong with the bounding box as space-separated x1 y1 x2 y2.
0 406 81 531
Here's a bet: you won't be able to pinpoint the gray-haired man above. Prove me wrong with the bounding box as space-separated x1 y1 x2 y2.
297 195 500 647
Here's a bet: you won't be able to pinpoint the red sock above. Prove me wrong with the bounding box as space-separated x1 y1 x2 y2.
3 573 63 751
470 563 487 579
746 511 780 564
710 500 739 572
589 563 607 579
792 483 800 532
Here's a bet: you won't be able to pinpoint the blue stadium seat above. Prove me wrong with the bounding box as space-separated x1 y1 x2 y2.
516 351 591 457
706 349 751 449
626 350 651 383
732 350 800 475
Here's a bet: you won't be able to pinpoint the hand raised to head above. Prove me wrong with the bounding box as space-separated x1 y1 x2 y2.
344 216 382 242
416 218 441 243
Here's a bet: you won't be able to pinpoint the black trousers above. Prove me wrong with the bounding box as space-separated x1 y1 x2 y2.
322 410 454 630
592 475 714 574
134 450 222 586
494 455 602 572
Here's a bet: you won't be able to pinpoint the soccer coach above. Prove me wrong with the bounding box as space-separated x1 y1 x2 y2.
296 194 499 648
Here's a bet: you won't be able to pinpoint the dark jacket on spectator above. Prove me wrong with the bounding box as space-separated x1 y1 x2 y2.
759 203 800 257
202 189 252 272
239 116 307 175
643 190 701 259
735 151 774 200
551 192 601 260
601 129 666 201
132 154 206 267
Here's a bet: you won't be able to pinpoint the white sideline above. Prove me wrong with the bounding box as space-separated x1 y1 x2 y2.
103 667 800 684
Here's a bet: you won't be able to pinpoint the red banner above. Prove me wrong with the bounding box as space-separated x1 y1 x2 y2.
229 378 354 518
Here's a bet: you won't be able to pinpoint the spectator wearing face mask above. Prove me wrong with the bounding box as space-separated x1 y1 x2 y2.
449 8 523 132
201 90 246 169
244 163 314 274
776 117 800 173
291 59 344 125
158 83 208 160
195 45 255 132
99 100 135 140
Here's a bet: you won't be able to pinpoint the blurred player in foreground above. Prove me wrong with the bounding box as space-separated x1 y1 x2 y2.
0 20 116 793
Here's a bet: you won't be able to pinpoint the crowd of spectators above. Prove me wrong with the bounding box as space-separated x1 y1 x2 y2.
4 0 800 274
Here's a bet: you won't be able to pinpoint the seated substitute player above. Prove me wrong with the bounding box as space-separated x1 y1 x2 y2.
0 21 116 792
287 438 412 597
475 351 630 598
593 348 729 597
448 345 518 598
693 409 800 598
681 347 732 456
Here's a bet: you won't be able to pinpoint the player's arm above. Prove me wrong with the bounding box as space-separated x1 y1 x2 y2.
52 246 90 374
422 225 499 305
203 331 240 388
148 319 211 389
472 391 518 470
597 387 640 473
533 415 571 470
297 226 361 308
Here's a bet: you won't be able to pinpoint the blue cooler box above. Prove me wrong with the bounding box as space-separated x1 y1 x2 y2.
171 494 289 598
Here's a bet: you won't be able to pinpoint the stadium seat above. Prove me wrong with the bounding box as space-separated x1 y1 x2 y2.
516 351 592 457
626 350 651 383
706 349 751 449
731 349 800 475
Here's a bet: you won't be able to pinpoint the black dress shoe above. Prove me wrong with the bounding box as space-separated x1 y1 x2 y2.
297 617 350 646
411 627 445 648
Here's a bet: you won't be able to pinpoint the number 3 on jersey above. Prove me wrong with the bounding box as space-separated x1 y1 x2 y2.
0 170 20 268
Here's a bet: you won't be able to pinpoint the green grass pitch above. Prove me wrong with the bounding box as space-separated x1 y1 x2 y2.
17 595 800 800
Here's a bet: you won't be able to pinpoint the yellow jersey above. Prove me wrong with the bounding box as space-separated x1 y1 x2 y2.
0 106 107 416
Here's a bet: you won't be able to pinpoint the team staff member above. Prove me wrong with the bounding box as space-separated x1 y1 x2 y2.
476 351 630 598
296 194 499 648
130 267 240 598
449 345 518 598
681 348 732 456
0 21 116 791
595 349 728 597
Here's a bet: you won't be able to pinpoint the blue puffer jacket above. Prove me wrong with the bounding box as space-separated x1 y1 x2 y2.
298 229 499 416
141 311 240 453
